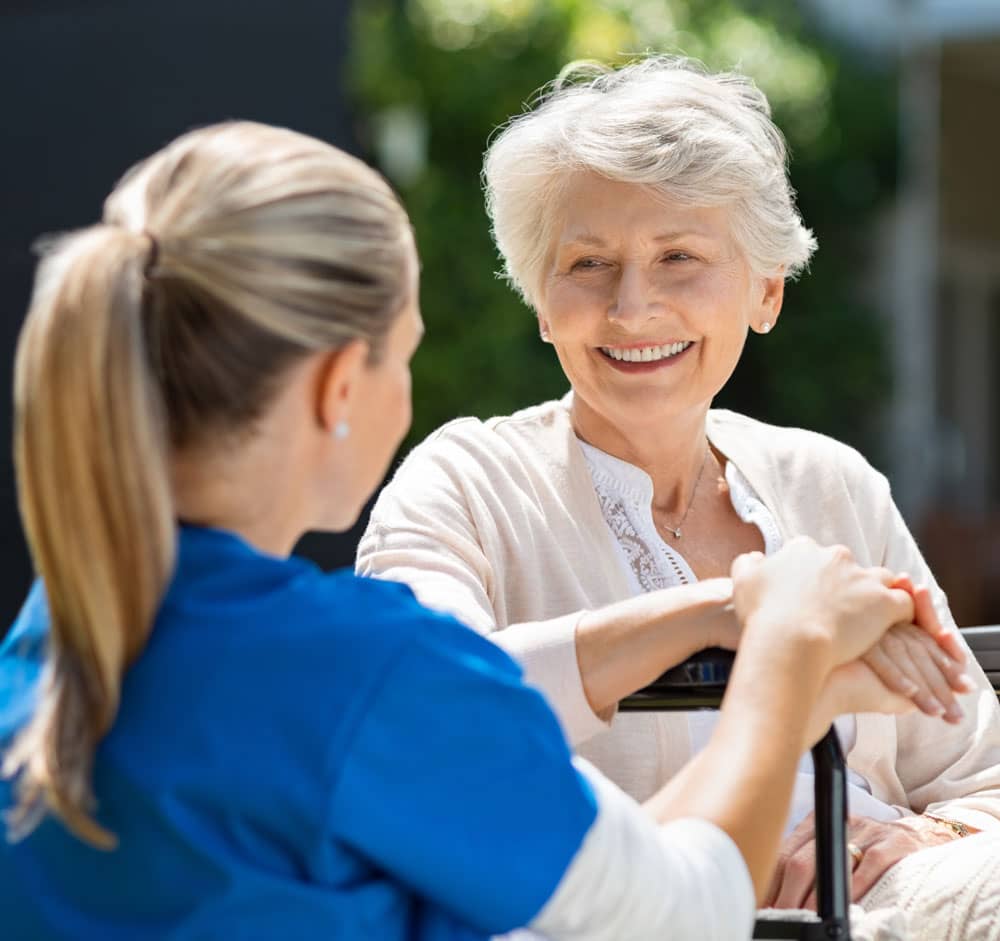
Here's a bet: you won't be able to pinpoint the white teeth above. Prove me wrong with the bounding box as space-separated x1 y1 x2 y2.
600 342 691 363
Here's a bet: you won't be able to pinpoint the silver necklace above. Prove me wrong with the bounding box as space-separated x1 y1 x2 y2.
657 445 710 539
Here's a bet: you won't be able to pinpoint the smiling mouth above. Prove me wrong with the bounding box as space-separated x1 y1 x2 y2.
598 341 694 363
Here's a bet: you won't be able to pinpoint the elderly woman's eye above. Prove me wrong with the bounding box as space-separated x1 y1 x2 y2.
663 251 692 263
571 257 606 271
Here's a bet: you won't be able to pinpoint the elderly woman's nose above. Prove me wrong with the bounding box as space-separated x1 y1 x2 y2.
607 264 663 325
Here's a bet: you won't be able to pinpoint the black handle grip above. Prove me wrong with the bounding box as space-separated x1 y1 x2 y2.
619 647 735 711
646 646 735 689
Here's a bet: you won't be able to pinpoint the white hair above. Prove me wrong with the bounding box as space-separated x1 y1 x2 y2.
483 56 818 306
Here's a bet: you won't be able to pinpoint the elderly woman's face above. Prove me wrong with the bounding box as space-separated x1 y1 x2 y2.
537 174 782 434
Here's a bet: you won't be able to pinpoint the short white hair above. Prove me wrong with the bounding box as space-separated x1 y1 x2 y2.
483 56 818 306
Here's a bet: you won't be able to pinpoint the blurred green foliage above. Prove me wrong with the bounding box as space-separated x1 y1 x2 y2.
349 0 897 462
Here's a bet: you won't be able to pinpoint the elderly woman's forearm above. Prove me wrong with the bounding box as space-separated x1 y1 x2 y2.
574 578 736 716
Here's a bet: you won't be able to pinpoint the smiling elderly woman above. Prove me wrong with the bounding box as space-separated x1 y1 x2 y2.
357 57 1000 918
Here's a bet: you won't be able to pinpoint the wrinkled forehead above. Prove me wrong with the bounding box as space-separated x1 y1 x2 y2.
548 172 739 252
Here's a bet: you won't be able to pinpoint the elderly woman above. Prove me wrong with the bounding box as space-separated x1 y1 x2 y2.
357 57 1000 913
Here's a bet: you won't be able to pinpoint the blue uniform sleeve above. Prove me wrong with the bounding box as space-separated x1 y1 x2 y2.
325 606 597 935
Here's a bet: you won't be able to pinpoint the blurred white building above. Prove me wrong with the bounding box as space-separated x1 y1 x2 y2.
807 0 1000 526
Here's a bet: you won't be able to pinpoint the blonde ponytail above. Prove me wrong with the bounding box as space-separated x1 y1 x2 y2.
6 225 175 848
5 122 411 849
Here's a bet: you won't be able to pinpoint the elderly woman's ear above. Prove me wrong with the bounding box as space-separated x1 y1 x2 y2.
538 318 552 342
754 270 786 335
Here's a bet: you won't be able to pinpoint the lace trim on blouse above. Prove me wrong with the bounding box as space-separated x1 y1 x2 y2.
579 440 780 593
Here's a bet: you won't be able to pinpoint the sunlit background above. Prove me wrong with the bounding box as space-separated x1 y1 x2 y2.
2 0 998 629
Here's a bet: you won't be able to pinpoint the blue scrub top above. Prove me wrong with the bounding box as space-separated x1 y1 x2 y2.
0 525 596 940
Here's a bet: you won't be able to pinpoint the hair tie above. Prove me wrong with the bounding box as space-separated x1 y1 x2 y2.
143 231 160 278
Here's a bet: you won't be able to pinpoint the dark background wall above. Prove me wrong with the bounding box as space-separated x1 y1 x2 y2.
0 0 362 628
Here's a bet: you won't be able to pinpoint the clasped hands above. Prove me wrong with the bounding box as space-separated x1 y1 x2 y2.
721 542 972 731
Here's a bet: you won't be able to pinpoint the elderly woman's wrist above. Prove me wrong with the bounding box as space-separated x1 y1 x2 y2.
684 578 738 651
920 813 977 840
893 812 977 847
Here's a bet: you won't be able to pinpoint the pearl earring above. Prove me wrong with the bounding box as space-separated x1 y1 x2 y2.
760 321 772 334
333 420 350 440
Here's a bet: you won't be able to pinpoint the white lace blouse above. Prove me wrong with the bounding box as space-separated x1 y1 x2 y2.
578 439 901 833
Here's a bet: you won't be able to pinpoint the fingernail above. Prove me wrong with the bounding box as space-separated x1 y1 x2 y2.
957 673 975 693
902 679 920 697
925 699 946 717
945 702 965 722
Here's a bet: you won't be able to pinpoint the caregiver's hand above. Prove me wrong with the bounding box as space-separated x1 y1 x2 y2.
732 540 914 667
862 575 972 723
802 660 913 750
765 812 964 910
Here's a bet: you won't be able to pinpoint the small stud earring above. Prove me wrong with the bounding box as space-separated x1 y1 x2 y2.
333 420 350 440
760 321 772 334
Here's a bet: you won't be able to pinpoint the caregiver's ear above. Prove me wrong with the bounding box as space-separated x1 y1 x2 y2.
315 339 370 432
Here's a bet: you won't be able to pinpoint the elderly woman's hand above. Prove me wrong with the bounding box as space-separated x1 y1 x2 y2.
765 813 970 910
862 576 972 723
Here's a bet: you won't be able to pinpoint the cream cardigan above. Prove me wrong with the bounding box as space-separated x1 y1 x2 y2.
357 397 1000 831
